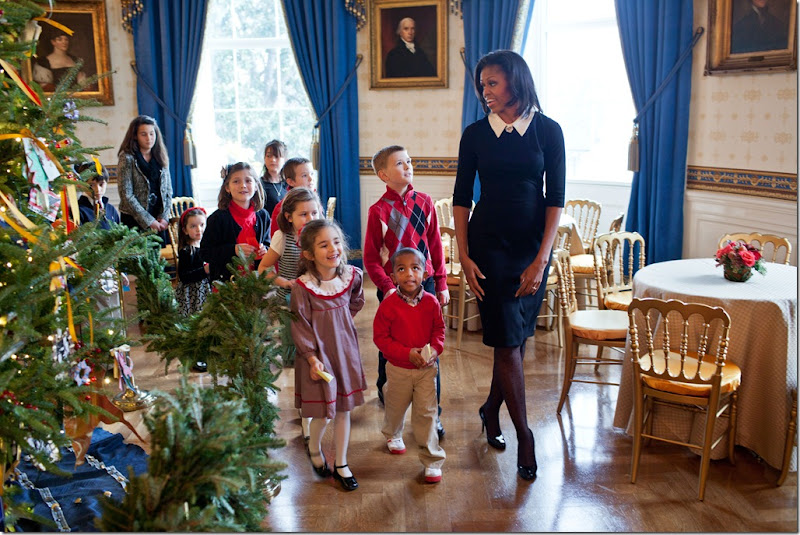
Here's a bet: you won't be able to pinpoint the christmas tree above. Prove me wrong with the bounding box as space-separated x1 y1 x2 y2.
1 2 290 529
0 0 155 526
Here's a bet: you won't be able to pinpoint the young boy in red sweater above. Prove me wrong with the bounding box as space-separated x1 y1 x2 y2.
373 248 446 483
364 145 449 439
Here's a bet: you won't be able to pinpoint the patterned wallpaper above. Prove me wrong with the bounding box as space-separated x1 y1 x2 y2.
687 0 797 198
73 1 138 165
356 11 465 159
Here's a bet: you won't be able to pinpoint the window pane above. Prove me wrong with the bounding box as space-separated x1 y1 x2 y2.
214 111 239 145
525 0 633 183
279 48 311 108
236 49 278 109
241 112 279 167
281 107 315 160
207 0 232 39
232 0 276 38
211 50 236 109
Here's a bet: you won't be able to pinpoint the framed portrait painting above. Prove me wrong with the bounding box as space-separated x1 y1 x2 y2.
706 0 797 74
370 0 448 89
24 0 114 105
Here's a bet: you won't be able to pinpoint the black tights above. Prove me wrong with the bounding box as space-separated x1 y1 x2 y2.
482 341 535 466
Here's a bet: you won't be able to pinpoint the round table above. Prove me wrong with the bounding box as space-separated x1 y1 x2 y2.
613 257 797 470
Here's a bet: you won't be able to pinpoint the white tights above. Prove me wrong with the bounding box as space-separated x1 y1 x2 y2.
308 411 352 477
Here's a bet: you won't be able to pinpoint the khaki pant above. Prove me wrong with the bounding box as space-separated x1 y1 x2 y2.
382 361 446 469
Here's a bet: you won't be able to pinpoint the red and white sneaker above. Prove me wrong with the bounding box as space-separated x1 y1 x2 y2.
386 437 406 454
424 467 442 483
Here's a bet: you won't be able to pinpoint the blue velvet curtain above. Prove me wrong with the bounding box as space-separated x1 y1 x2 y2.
131 1 208 197
282 1 361 256
460 0 533 201
616 0 694 263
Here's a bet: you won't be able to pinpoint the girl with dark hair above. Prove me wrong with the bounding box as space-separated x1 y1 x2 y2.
452 49 566 481
200 162 270 283
261 139 288 215
116 115 173 244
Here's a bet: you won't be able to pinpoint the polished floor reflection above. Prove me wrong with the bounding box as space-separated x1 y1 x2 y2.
112 277 797 532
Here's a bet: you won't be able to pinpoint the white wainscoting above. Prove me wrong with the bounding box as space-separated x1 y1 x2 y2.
683 189 798 265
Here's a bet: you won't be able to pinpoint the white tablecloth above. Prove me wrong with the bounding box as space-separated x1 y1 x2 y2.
613 257 798 469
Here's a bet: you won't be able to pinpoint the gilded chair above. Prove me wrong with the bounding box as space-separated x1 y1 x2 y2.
440 226 480 349
718 232 792 265
565 199 602 308
777 388 797 486
593 231 646 312
434 197 454 229
565 199 602 251
538 224 573 347
627 297 741 501
554 248 628 413
609 212 624 233
163 197 198 272
326 197 336 220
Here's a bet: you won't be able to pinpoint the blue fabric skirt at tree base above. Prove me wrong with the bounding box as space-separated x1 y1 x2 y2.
10 428 148 532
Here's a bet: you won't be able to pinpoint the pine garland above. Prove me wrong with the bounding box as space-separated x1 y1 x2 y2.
96 375 285 532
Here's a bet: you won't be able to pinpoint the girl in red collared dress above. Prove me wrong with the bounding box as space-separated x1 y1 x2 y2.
291 219 365 491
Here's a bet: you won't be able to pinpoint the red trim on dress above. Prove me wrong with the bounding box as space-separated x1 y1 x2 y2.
296 269 355 300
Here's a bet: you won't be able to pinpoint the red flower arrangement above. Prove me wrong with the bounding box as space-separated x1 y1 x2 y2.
715 240 767 281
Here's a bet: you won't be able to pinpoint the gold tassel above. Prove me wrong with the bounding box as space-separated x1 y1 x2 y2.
627 123 639 172
311 127 320 172
183 126 197 169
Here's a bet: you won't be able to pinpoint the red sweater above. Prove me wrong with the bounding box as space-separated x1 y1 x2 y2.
373 291 445 369
363 184 447 295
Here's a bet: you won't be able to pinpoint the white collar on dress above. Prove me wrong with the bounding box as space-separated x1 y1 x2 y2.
298 265 354 297
403 40 416 53
488 111 535 138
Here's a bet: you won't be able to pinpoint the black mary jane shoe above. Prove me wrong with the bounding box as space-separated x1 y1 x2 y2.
517 429 538 481
307 450 331 478
333 465 358 491
479 406 506 451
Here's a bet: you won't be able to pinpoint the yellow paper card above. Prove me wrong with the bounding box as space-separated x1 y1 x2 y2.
317 370 333 383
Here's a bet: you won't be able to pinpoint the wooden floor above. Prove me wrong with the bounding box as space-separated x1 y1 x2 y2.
109 277 798 532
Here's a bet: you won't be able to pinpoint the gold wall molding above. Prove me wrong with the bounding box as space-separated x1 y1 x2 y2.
686 165 797 200
359 156 458 175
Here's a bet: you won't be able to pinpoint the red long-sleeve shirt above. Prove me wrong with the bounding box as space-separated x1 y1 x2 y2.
373 291 445 369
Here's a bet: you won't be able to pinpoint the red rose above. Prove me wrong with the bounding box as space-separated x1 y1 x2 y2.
739 250 756 267
716 243 733 259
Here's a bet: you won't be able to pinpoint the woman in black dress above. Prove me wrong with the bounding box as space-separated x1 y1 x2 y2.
453 50 565 481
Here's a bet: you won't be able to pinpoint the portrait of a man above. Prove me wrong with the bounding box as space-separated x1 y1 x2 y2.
384 16 436 78
730 0 791 54
370 0 448 89
380 5 438 79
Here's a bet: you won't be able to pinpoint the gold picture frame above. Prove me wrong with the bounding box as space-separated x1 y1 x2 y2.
370 0 448 89
24 0 114 105
706 0 797 75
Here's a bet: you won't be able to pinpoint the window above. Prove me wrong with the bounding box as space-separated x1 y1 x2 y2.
523 0 634 184
190 0 315 203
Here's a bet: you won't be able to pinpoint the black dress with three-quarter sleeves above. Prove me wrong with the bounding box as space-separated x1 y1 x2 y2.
453 112 566 347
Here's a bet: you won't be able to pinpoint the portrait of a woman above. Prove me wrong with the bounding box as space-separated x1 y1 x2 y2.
33 27 94 92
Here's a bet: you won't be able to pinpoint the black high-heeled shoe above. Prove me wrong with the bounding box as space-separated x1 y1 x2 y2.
307 449 331 478
517 429 537 481
333 464 358 491
479 406 506 450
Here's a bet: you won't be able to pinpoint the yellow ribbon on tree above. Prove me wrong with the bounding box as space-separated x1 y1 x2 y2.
32 17 74 36
0 59 42 106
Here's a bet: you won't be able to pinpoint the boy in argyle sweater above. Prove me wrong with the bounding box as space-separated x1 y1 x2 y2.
364 145 450 439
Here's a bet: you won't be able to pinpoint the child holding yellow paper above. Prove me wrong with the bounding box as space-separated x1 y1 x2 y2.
290 219 366 491
373 247 446 483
